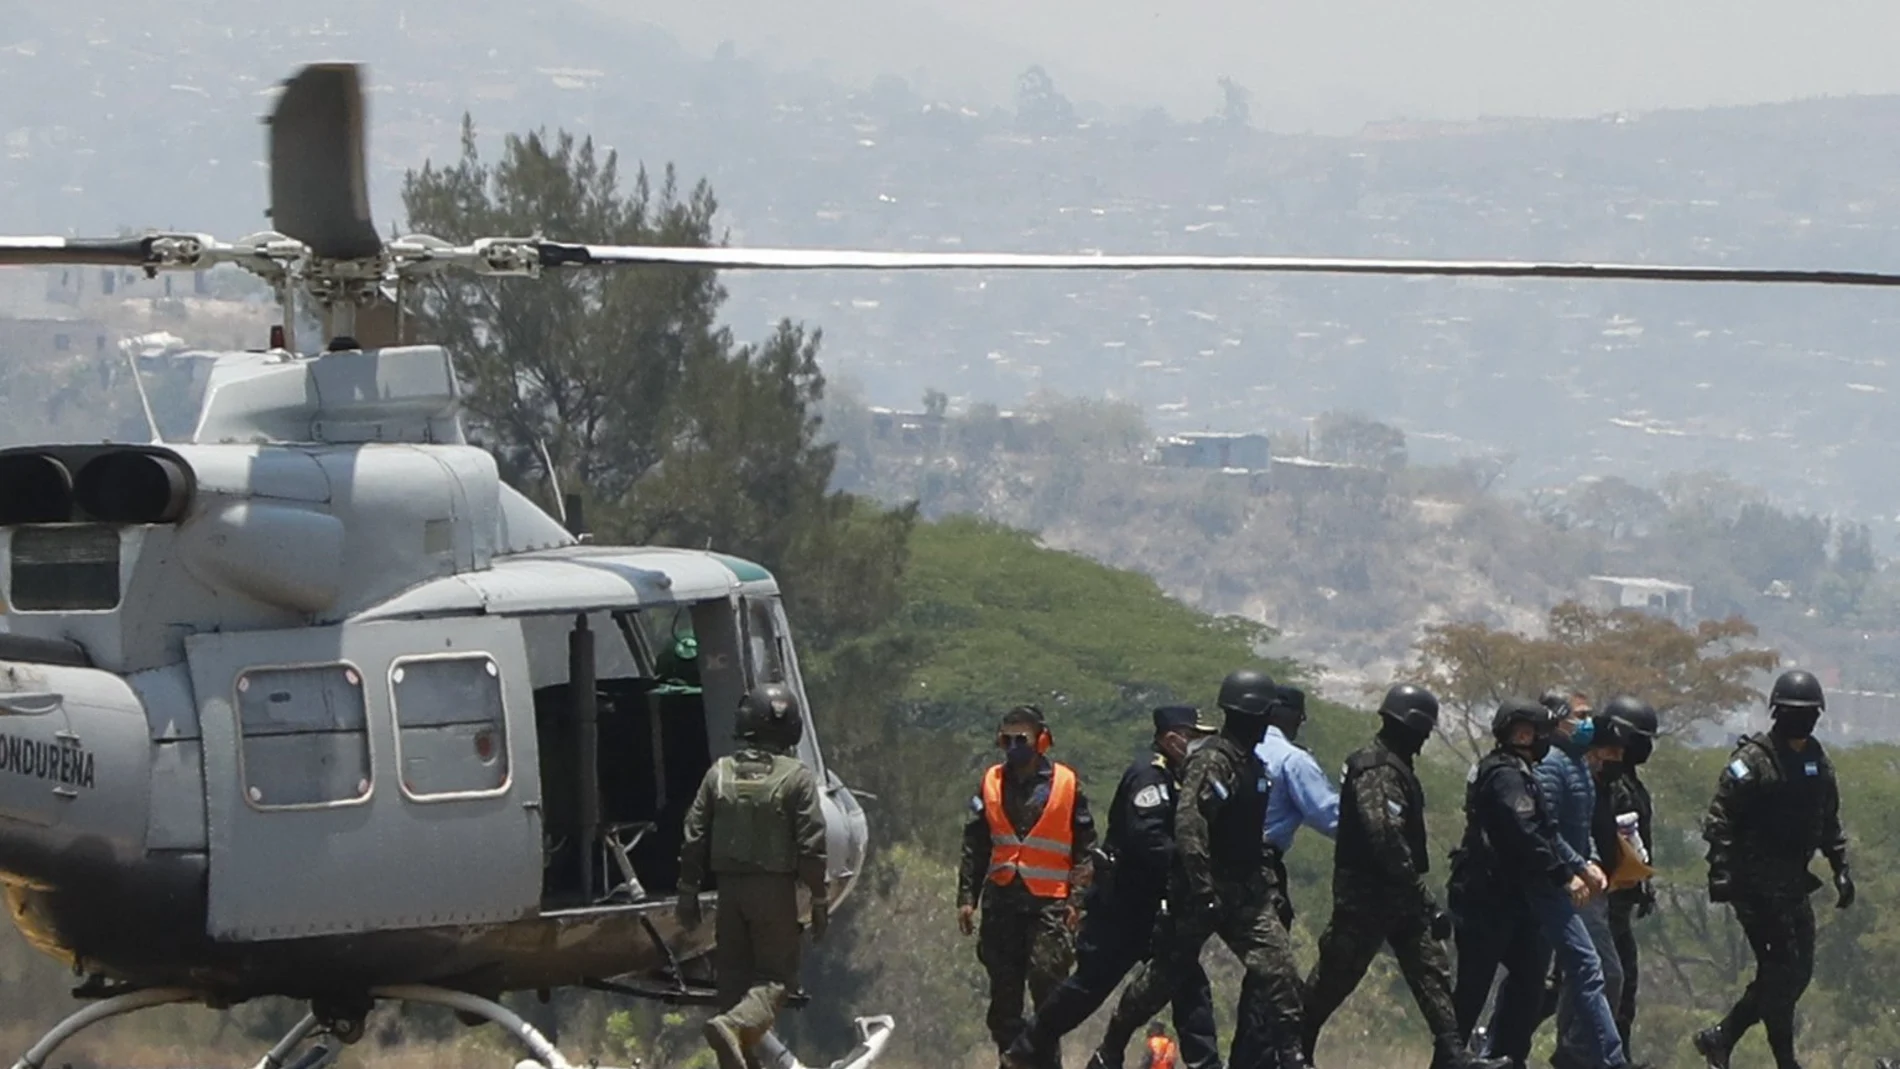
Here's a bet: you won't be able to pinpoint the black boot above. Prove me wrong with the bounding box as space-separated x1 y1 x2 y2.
1275 1042 1313 1069
1692 1027 1733 1069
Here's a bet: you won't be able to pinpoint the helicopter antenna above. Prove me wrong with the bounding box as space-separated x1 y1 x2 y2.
534 436 566 527
122 346 162 444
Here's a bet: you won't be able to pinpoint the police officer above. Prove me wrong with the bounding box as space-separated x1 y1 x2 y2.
676 684 829 1069
1003 706 1219 1069
959 705 1097 1066
1087 669 1310 1069
1447 700 1638 1069
1694 670 1853 1069
1598 697 1659 1056
1301 685 1508 1069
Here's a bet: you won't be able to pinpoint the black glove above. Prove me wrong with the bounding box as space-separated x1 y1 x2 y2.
676 889 703 928
1835 865 1856 910
1635 883 1657 919
1430 910 1453 942
809 899 830 941
1707 873 1733 904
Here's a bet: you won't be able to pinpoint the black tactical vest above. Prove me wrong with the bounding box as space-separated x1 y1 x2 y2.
1457 749 1536 870
1337 741 1430 877
1208 738 1272 873
1735 734 1837 860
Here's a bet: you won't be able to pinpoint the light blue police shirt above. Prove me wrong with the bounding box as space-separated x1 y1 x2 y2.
1256 725 1341 852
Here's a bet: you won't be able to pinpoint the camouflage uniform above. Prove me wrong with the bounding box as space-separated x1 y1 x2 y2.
1698 731 1849 1067
1302 736 1463 1064
1092 734 1307 1069
959 757 1097 1057
677 741 828 1069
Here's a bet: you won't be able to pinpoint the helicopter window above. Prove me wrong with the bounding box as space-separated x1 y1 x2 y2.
743 598 787 686
9 526 121 611
390 654 510 800
235 663 372 809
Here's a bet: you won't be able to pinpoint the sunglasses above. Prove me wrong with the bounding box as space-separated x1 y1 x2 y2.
999 732 1037 746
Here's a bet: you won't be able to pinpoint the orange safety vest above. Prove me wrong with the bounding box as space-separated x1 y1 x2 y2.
982 761 1078 898
1145 1034 1177 1069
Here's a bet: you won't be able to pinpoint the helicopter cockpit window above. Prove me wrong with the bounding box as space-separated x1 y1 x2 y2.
236 663 372 810
391 654 509 800
9 526 121 611
743 598 787 686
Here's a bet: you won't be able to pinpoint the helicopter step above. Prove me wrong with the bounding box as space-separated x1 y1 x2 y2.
8 984 894 1069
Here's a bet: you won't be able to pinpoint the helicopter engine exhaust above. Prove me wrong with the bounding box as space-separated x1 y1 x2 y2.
0 447 194 527
0 455 75 526
74 451 192 525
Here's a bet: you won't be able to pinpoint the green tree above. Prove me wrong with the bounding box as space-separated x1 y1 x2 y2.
1313 409 1407 472
400 117 916 649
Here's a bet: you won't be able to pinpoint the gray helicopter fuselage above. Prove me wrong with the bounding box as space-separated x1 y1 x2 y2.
0 345 868 1002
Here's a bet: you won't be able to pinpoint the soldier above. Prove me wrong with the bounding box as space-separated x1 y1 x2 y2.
1086 669 1311 1069
1694 670 1853 1069
1300 685 1509 1069
676 684 829 1069
1597 697 1659 1056
1229 684 1339 1069
1447 699 1640 1069
1003 706 1219 1069
959 706 1097 1067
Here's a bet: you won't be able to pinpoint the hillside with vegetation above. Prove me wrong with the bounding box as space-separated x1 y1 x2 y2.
822 389 1900 734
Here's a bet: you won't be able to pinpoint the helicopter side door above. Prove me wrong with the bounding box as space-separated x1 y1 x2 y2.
188 615 541 940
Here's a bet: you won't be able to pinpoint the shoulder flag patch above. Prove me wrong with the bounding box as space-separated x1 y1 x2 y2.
1727 758 1750 781
1805 761 1820 777
1134 784 1167 809
970 795 985 814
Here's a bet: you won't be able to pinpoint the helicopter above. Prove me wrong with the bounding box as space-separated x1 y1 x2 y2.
4 58 1900 1069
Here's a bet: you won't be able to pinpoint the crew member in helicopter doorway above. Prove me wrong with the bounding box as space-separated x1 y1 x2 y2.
677 684 830 1069
959 705 1097 1067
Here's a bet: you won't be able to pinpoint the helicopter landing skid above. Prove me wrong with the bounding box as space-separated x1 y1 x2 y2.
8 984 893 1069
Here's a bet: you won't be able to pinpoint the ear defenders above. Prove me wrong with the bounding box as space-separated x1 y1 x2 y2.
998 704 1053 753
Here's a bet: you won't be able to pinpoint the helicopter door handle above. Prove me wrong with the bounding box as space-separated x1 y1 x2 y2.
52 786 78 800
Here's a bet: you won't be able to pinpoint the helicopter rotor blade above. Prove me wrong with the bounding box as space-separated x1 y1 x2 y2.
530 242 1900 288
267 63 382 262
0 236 159 267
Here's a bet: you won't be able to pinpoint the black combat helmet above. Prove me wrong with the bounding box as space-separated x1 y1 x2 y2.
1378 683 1441 736
1769 669 1826 711
1539 688 1572 716
1492 698 1556 744
1217 668 1278 717
736 682 804 748
1598 694 1659 765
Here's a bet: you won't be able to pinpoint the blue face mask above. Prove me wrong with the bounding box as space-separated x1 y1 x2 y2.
1573 718 1596 746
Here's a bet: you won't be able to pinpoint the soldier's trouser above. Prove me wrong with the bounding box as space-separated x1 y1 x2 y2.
1448 884 1529 1045
1097 872 1304 1069
709 873 804 1060
979 902 1077 1054
1553 896 1623 1069
1302 875 1459 1056
1009 894 1220 1069
1607 895 1640 1052
1711 893 1815 1067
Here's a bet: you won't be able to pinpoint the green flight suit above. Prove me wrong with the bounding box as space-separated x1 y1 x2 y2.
678 743 828 1067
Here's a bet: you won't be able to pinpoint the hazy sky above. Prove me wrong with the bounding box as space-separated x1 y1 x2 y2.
604 0 1900 133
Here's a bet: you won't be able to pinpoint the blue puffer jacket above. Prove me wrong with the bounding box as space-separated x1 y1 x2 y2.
1534 733 1598 874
